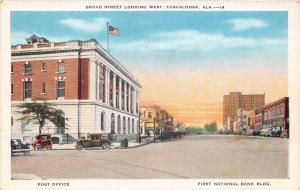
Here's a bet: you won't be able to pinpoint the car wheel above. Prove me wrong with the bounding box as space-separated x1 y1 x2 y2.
102 142 111 150
76 144 83 151
281 132 288 138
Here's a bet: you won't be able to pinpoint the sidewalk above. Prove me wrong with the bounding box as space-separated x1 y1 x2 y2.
51 140 149 150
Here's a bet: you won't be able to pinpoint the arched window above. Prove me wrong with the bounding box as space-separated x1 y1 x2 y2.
111 113 115 133
132 118 135 134
117 115 121 134
123 116 126 134
101 112 105 130
128 118 131 134
137 120 139 134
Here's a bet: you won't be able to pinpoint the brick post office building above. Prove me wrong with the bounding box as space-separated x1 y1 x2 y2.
11 35 141 143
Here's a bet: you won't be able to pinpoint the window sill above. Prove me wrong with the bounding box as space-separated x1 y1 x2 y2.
11 72 14 74
41 93 46 95
11 94 14 96
56 71 66 74
23 73 33 75
41 70 47 72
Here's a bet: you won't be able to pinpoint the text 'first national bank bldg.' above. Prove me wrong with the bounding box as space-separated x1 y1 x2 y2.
11 35 141 143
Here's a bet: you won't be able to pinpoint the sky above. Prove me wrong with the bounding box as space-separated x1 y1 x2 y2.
11 11 288 127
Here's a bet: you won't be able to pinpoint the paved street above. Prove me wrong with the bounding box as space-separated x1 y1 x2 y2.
11 135 288 179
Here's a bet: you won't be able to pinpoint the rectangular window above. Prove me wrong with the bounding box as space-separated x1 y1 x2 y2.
99 65 105 102
148 112 152 119
41 63 46 71
57 81 65 97
42 82 46 94
11 84 13 95
24 81 32 99
57 62 64 73
11 65 14 73
24 63 32 74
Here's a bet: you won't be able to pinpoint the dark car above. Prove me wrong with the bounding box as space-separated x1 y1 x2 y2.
252 130 261 136
11 139 30 156
75 133 111 150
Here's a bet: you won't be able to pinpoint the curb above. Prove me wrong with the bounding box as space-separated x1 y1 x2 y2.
51 143 149 150
12 173 43 180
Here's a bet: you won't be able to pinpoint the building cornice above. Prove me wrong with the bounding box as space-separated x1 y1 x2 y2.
11 40 142 88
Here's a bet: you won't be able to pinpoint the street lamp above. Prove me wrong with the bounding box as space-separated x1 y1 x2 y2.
153 117 156 141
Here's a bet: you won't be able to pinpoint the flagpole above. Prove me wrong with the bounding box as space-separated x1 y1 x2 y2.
107 22 109 53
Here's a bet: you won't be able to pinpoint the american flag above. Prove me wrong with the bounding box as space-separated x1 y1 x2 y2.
108 26 120 36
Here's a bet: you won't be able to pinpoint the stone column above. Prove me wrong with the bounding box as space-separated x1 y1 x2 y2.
124 82 127 112
133 88 136 115
96 64 99 101
112 73 116 108
105 69 110 105
128 85 132 113
118 77 122 110
136 91 140 114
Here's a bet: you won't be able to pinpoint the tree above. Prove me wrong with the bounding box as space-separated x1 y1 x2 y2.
185 127 203 135
204 122 218 132
16 98 67 134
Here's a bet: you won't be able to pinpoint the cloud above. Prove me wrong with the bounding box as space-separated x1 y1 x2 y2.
227 18 268 31
59 17 109 33
115 29 285 52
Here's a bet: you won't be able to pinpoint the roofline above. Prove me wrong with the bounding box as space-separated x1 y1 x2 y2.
11 38 141 88
264 97 289 109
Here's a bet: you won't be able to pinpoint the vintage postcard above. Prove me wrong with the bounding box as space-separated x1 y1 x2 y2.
0 0 300 190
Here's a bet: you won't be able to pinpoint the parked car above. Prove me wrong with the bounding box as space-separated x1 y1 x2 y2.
75 133 111 150
32 134 53 151
271 127 281 137
259 128 272 137
252 130 261 136
245 129 254 136
11 139 30 156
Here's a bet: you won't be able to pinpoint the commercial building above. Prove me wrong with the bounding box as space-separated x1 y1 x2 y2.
236 109 249 134
247 108 262 130
11 35 141 143
223 92 265 128
262 97 289 135
140 105 174 136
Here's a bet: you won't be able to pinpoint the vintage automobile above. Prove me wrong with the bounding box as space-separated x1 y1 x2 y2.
32 134 53 151
75 133 112 150
252 130 261 136
11 139 30 156
259 128 272 137
245 129 254 136
271 126 281 137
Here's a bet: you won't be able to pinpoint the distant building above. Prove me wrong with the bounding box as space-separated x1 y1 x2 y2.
254 112 263 131
140 105 161 136
236 109 249 134
140 105 174 136
223 92 265 128
173 120 185 133
247 108 262 130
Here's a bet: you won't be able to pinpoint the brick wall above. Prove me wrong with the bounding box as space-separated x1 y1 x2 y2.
11 58 89 101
